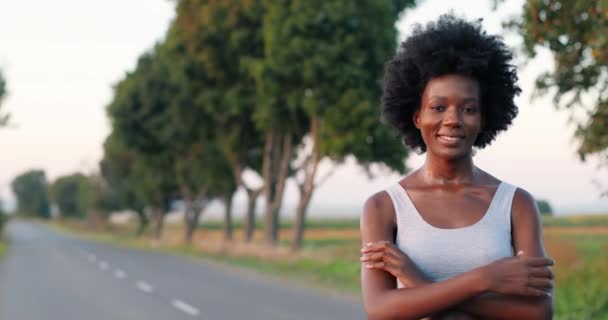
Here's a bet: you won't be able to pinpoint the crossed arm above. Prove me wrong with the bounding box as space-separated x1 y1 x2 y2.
360 189 554 320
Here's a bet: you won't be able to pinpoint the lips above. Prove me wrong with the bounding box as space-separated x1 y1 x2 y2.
437 134 464 145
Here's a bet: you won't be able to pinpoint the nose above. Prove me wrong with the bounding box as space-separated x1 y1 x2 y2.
443 106 462 127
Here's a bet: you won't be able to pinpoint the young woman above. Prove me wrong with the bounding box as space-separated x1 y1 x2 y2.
360 14 554 320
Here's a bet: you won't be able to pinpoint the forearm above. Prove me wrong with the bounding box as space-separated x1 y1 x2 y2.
366 271 486 320
457 292 553 320
405 275 552 320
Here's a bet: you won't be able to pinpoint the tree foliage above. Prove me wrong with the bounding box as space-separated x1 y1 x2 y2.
0 199 8 237
50 173 92 218
106 47 179 238
100 0 415 247
512 1 608 164
101 134 150 235
255 0 412 248
0 69 9 127
536 199 554 216
169 0 266 242
11 170 51 218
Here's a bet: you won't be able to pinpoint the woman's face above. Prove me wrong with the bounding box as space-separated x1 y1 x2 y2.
414 74 482 160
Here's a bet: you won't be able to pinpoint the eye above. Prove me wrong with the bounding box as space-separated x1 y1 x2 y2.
464 106 478 113
431 105 445 111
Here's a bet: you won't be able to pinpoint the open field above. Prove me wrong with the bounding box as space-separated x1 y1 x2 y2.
49 214 608 318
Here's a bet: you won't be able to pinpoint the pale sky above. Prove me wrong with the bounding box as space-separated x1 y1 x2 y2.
0 0 606 217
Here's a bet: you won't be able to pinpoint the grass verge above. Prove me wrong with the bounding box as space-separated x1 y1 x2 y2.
0 241 7 262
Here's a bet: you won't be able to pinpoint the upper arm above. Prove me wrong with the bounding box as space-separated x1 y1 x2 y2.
511 188 547 258
511 188 553 317
360 192 398 311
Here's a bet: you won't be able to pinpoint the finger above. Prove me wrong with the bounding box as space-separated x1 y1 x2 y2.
530 267 554 279
528 277 554 289
526 257 554 267
525 287 551 297
364 261 386 269
360 251 387 262
361 241 393 253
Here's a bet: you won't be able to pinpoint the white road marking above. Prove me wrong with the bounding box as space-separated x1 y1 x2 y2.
136 281 154 293
172 300 200 316
98 261 109 271
113 269 127 279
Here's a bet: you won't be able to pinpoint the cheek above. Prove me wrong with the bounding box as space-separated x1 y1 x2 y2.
467 116 483 135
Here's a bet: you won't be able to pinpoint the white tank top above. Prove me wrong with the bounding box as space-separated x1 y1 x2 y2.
385 181 516 286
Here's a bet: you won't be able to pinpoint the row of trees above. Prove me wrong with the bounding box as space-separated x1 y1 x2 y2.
10 170 114 221
100 0 413 249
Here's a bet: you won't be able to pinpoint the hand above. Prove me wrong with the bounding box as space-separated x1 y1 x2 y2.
479 251 554 297
360 240 429 287
431 310 479 320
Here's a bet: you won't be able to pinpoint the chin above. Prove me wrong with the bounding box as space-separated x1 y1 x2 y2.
434 148 473 161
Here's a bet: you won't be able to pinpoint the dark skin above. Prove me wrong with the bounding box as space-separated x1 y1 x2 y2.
360 74 554 320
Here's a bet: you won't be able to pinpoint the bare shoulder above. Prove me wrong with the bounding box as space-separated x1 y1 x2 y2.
360 190 396 243
511 186 544 242
512 187 540 220
361 190 395 226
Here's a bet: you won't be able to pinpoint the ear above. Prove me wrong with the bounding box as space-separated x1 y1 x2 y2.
413 110 421 129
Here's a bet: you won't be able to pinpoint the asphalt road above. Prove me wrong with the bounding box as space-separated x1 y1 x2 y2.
0 221 365 320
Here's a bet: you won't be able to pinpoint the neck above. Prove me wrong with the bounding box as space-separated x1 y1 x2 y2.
421 152 476 185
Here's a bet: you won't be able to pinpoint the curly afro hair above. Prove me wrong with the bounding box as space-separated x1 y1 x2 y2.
381 13 521 153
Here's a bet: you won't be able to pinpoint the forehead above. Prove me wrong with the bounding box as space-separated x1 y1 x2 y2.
422 74 480 100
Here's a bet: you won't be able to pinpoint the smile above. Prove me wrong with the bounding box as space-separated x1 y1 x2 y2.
437 135 464 143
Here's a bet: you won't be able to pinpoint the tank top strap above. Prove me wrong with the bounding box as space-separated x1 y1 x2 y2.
384 183 420 231
486 181 518 230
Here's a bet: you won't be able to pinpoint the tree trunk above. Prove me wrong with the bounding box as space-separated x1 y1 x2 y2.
185 207 204 244
244 187 263 242
291 189 314 251
135 210 149 237
223 194 233 241
292 115 321 251
263 129 292 246
153 208 165 240
184 192 207 244
184 201 196 243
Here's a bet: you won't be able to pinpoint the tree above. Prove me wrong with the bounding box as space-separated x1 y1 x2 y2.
101 134 149 236
11 170 51 218
169 0 266 242
106 48 179 239
0 70 9 127
536 199 553 216
510 1 608 192
253 0 413 249
86 173 121 227
50 173 92 218
0 199 8 237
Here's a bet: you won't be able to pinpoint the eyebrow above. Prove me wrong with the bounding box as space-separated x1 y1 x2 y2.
427 96 479 102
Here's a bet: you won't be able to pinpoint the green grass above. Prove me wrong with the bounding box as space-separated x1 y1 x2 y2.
554 236 608 319
197 214 608 230
542 214 608 227
198 217 360 230
0 239 7 262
